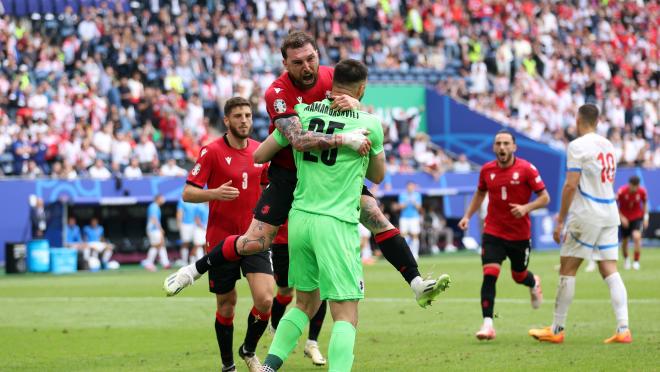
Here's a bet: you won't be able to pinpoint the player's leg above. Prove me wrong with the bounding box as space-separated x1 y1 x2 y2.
505 239 542 309
165 219 280 296
270 244 293 331
240 260 275 372
631 220 642 270
211 263 241 372
143 230 160 271
328 300 359 372
178 224 192 266
595 227 631 343
476 234 506 340
262 289 321 371
262 210 320 371
315 216 362 372
157 235 171 269
100 244 113 268
529 222 594 343
304 301 327 366
269 242 327 366
621 223 631 269
359 189 450 308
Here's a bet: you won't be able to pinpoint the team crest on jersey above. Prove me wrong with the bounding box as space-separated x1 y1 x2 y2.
191 163 201 176
490 173 495 180
513 172 519 180
274 88 282 94
200 148 207 157
297 96 303 103
225 157 232 165
274 99 286 113
325 90 332 99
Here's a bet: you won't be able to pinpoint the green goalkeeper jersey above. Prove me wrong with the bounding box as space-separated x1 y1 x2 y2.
273 99 384 224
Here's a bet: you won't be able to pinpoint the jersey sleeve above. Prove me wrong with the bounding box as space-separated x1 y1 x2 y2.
527 162 546 192
186 145 213 188
477 167 487 191
368 116 385 157
265 83 298 121
566 141 583 172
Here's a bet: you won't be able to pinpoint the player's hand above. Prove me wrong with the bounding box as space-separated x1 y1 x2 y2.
553 220 565 244
458 217 469 231
340 129 371 156
508 203 529 218
330 94 360 111
211 180 240 201
620 216 629 228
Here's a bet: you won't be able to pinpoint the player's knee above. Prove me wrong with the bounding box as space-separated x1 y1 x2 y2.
511 270 528 283
483 265 500 278
254 297 273 314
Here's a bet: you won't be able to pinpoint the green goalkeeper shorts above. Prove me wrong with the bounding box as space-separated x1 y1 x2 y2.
288 209 364 301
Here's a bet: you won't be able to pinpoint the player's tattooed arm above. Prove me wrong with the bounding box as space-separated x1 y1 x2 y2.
236 220 279 255
359 194 394 234
274 115 341 152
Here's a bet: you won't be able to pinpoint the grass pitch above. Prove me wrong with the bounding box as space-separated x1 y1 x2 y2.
1 249 659 371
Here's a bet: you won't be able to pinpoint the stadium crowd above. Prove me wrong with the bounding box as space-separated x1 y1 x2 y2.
0 0 658 179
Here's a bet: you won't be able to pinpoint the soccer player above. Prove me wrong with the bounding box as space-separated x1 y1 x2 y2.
256 58 386 372
459 129 548 341
141 194 169 271
529 104 632 344
176 197 197 266
165 31 449 312
398 181 422 259
617 176 648 270
169 97 275 372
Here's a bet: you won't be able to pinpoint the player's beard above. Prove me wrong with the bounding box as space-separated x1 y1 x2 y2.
228 124 252 140
497 151 513 166
292 71 318 89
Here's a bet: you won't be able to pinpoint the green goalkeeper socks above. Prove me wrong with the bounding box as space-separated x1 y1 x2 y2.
328 321 356 372
264 307 310 368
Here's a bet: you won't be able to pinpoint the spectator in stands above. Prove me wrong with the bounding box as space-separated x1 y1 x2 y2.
83 217 114 270
123 158 143 179
89 158 112 180
0 0 657 179
160 158 187 177
453 154 472 173
11 129 32 175
135 134 158 172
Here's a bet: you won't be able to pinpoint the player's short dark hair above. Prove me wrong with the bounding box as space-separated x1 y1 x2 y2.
578 104 599 126
224 96 251 117
333 59 368 87
629 176 640 186
494 129 516 143
280 31 317 59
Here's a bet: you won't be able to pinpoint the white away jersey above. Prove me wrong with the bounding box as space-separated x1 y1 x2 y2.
566 133 620 227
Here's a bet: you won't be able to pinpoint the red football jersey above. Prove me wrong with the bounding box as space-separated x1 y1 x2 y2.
264 65 335 170
478 157 546 241
187 135 269 250
617 185 647 220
